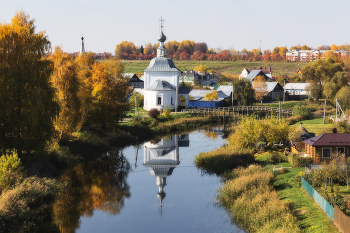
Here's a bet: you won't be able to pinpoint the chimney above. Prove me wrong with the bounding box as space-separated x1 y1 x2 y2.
333 128 337 133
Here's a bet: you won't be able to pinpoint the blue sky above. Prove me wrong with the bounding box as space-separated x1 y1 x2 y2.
1 0 350 54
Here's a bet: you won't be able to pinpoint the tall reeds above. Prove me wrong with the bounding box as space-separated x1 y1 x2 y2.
218 165 301 233
195 146 255 175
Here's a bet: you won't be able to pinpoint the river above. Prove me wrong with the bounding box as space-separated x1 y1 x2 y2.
48 128 244 233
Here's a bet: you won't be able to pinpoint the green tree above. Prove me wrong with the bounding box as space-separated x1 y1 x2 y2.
129 92 144 108
0 152 26 192
0 11 58 155
232 78 255 106
335 86 350 111
302 58 343 101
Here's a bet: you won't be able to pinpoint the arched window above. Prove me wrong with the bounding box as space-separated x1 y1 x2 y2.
158 97 161 105
171 97 173 105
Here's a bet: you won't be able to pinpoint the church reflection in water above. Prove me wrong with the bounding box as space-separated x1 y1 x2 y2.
143 134 189 207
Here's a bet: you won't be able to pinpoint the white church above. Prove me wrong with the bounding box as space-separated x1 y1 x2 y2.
143 22 189 111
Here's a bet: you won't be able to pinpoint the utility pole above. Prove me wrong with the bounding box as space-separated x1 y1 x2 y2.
135 93 138 117
336 98 338 122
323 99 327 124
279 101 281 121
283 79 285 103
232 83 234 107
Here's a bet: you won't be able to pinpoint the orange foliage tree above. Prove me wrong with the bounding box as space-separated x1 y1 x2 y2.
253 75 268 104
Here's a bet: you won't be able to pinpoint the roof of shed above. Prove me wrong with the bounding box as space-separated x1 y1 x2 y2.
303 133 350 146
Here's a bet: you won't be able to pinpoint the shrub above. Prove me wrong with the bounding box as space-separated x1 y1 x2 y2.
0 152 26 192
286 115 303 125
293 104 312 120
288 153 313 167
148 108 160 119
163 107 171 120
0 177 61 232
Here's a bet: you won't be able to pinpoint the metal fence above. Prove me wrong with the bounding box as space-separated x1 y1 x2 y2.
305 163 323 174
301 177 334 221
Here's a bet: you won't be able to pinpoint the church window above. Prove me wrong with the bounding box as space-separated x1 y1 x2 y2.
171 97 173 105
158 97 161 105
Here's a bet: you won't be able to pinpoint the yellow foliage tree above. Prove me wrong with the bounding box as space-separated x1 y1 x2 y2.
253 75 268 104
330 44 338 51
49 47 85 138
204 90 218 107
279 47 287 57
193 64 208 72
88 58 131 127
0 11 58 154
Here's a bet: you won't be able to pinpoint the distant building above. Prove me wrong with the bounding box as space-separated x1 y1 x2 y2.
286 50 350 62
125 73 144 88
179 70 220 86
239 67 272 79
284 83 310 100
188 90 228 108
252 82 284 100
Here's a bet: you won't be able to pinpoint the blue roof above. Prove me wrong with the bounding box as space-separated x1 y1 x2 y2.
246 70 268 81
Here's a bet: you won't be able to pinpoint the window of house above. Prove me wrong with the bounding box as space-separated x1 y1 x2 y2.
337 147 345 155
322 148 331 158
158 97 161 105
171 97 173 105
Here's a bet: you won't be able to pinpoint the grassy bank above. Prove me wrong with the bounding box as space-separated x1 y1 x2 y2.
122 60 308 77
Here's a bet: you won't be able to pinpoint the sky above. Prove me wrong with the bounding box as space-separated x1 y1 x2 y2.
1 0 350 54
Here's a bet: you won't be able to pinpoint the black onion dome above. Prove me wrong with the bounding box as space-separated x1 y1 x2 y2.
157 31 166 42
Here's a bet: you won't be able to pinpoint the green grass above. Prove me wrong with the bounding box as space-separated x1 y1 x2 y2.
121 60 309 77
274 168 340 232
292 120 336 136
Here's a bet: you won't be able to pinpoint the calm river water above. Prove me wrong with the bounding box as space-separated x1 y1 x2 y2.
49 128 244 233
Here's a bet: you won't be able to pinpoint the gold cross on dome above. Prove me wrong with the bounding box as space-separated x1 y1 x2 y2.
159 16 165 29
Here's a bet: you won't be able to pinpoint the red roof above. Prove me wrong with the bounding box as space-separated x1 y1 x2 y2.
303 133 350 146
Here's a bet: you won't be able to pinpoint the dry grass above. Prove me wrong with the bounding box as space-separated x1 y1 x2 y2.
218 165 301 233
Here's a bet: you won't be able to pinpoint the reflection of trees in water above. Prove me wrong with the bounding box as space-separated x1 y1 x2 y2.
53 150 131 233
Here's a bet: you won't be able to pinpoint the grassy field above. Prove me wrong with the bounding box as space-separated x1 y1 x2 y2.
292 118 336 136
120 60 309 77
274 168 340 232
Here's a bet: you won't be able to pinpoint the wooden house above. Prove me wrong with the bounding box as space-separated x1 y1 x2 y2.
303 129 350 160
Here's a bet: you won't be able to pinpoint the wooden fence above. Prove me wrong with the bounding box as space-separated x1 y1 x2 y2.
181 106 293 118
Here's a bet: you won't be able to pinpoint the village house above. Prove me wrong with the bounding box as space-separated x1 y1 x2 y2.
239 67 272 79
188 90 228 108
303 129 350 160
179 70 220 86
252 82 284 100
125 73 144 88
284 83 310 100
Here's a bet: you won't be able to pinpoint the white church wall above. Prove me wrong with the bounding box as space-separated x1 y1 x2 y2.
144 90 176 111
144 71 179 89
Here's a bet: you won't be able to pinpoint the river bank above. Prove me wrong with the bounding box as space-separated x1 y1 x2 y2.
194 116 340 233
0 114 223 232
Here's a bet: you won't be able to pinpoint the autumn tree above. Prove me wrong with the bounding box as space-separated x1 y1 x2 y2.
88 58 131 127
48 47 85 138
272 47 280 54
193 64 208 73
165 40 179 56
253 75 268 104
115 41 137 56
279 47 287 57
176 40 195 55
0 11 58 155
204 90 218 107
194 42 208 53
